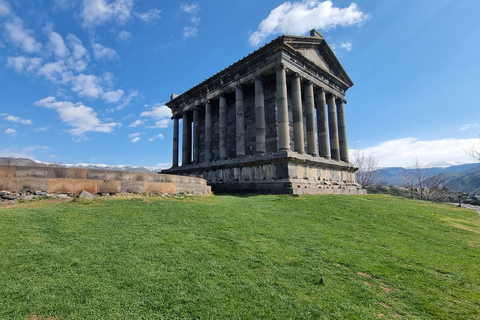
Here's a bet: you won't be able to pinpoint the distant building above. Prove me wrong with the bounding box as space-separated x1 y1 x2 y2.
163 30 364 195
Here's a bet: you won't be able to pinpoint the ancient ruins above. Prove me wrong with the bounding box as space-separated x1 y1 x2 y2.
162 30 364 195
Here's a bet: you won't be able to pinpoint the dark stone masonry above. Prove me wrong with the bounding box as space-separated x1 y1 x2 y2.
162 30 365 195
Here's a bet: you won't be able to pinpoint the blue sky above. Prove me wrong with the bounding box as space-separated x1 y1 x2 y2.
0 0 479 168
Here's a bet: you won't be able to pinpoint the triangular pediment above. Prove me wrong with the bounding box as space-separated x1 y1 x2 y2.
284 31 353 87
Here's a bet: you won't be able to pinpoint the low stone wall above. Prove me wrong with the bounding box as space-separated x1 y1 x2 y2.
0 165 211 195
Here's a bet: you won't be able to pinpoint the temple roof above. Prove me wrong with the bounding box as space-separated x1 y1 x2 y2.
167 29 353 108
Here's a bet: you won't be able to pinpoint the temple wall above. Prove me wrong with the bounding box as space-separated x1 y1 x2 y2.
0 165 211 195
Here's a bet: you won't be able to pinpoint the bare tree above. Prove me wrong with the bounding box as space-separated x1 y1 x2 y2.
398 157 448 201
398 168 417 198
465 133 480 162
1 156 16 166
351 150 385 188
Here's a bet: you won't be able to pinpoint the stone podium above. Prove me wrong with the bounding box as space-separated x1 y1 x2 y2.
162 30 364 195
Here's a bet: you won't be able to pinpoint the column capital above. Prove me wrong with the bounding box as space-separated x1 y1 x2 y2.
236 83 243 89
326 92 337 99
255 74 264 81
276 62 286 70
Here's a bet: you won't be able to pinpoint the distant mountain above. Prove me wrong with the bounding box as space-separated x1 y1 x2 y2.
0 157 166 173
381 163 480 194
443 165 480 194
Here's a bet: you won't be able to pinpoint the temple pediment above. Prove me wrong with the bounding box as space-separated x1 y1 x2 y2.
285 30 354 87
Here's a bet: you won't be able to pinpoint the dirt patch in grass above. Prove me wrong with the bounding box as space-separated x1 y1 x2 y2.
377 301 391 309
26 314 58 320
0 198 71 210
357 272 373 278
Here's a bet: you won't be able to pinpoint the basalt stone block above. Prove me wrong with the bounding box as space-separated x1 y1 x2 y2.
48 179 76 194
148 173 176 183
0 179 18 192
87 170 128 181
15 166 49 178
129 172 149 182
18 178 49 193
0 165 15 178
47 167 68 179
121 181 144 194
144 182 176 194
74 180 98 194
68 168 88 179
97 180 121 194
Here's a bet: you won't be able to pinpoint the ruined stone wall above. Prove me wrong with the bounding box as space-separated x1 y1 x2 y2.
0 165 211 195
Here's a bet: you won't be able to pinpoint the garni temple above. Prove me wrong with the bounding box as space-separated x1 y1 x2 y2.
162 30 364 195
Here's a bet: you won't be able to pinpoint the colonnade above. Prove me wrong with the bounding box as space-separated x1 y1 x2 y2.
171 66 350 167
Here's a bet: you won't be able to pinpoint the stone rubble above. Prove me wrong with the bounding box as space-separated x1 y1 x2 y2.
0 189 201 204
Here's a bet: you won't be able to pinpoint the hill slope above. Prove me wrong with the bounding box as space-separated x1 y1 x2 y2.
0 195 479 319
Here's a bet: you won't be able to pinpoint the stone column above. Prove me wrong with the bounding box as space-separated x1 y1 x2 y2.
337 98 349 162
315 88 330 159
204 100 212 162
291 74 305 154
304 81 318 156
255 76 266 154
219 93 227 160
182 111 191 165
276 65 290 151
192 107 200 164
172 116 179 167
327 94 340 161
236 84 245 157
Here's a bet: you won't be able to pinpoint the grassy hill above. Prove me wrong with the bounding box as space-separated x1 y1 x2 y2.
0 195 479 319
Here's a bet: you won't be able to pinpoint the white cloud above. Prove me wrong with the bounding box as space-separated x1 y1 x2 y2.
0 0 12 16
5 114 32 125
135 8 161 23
48 31 70 59
149 133 164 141
114 90 138 110
183 26 197 38
92 42 118 60
128 132 141 142
128 119 144 127
34 96 120 136
67 34 89 61
181 3 199 14
4 128 17 136
116 30 131 42
181 3 200 38
71 74 103 98
7 56 43 73
81 0 134 28
103 89 124 102
38 61 73 83
460 123 479 131
340 42 352 51
351 137 478 168
4 17 42 53
53 0 77 10
249 0 367 46
141 103 172 128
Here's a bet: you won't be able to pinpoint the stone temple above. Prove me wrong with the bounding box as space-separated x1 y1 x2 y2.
162 30 364 195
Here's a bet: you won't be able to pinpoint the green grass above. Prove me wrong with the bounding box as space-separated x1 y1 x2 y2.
0 195 479 319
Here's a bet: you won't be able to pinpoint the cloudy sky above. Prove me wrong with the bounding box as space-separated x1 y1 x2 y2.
0 0 479 168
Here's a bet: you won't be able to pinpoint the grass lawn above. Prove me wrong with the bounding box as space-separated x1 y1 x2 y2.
0 194 479 319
